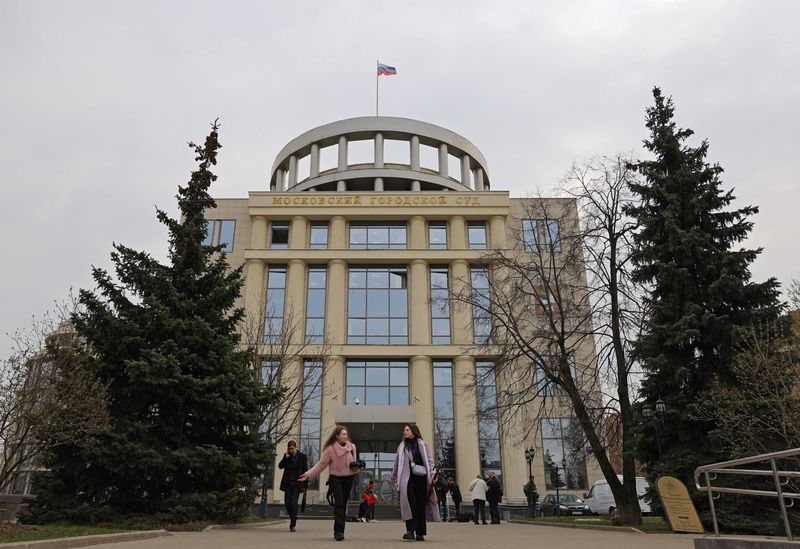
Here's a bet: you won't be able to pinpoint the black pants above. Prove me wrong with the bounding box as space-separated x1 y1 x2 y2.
330 475 355 536
283 482 302 527
453 500 461 518
473 499 486 523
489 499 500 523
405 474 428 536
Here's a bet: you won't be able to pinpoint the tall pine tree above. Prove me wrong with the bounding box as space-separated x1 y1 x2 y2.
29 122 278 524
628 88 781 521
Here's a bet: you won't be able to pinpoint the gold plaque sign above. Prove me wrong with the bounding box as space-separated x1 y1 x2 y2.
656 475 704 534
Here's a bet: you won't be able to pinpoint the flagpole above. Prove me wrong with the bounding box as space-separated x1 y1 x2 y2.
376 59 379 116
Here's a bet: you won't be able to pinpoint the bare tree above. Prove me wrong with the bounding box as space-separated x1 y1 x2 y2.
0 295 109 494
450 154 646 524
239 294 333 477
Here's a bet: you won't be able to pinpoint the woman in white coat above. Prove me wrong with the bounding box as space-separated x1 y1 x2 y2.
469 473 488 525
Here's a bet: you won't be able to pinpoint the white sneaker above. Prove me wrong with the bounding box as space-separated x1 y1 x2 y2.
371 519 379 523
360 517 366 522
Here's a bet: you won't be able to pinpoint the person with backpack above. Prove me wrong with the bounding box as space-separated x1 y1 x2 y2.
360 480 377 522
448 478 463 521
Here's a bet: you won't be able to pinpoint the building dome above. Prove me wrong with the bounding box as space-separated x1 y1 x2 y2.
269 116 491 193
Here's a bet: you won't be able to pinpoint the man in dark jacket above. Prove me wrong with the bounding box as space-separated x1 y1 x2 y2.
436 475 449 521
447 477 463 520
278 440 308 532
486 472 503 524
523 475 539 518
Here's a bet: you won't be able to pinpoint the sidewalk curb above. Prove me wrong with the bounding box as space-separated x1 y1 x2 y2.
202 520 285 532
1 529 171 548
509 519 648 534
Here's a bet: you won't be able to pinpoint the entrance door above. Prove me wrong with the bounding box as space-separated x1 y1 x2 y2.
351 441 400 504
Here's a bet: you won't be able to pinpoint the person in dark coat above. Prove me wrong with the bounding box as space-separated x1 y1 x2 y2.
447 478 463 520
436 475 449 521
278 440 308 532
486 472 503 524
523 475 539 518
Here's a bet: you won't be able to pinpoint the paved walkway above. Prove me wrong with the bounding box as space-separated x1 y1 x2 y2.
87 519 700 549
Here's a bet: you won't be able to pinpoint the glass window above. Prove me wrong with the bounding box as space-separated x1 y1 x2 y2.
310 222 328 249
468 221 487 249
544 219 561 252
522 219 538 253
430 266 451 344
202 220 214 247
346 360 408 406
476 362 502 482
433 361 456 481
347 266 407 344
471 268 491 344
349 222 407 249
541 417 588 490
300 361 323 489
270 221 289 249
428 221 448 249
305 266 327 343
264 266 287 343
219 220 235 252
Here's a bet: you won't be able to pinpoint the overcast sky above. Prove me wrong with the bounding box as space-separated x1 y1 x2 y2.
2 1 798 359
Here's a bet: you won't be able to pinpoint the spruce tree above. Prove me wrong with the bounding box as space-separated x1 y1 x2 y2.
628 88 781 521
29 121 278 524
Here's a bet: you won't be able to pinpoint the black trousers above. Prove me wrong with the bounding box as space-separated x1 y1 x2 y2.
405 474 428 536
473 499 486 523
489 499 500 523
330 475 355 535
283 482 302 527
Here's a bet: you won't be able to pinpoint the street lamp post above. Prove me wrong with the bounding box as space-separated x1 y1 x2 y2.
642 397 666 463
524 447 536 518
553 460 564 517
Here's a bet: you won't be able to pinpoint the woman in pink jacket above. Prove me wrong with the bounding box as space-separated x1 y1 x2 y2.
299 425 359 541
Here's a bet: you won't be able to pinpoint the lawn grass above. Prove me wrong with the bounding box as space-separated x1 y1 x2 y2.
514 515 672 534
0 522 124 544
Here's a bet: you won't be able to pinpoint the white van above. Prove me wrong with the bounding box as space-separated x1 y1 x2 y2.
583 475 651 515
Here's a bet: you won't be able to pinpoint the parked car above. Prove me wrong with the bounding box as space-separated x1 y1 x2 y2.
583 475 652 515
539 493 591 516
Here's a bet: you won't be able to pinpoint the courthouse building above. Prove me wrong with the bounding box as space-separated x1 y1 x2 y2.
204 116 602 505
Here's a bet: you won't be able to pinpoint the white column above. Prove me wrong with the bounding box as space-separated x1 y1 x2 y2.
274 169 285 192
310 143 320 177
250 215 268 250
288 155 298 188
409 259 430 345
438 143 448 177
410 355 434 442
338 136 348 170
411 180 421 192
461 155 471 188
325 259 347 344
374 132 384 168
290 215 308 249
489 215 506 250
337 180 346 192
475 168 485 191
454 355 481 490
410 136 420 170
374 178 384 191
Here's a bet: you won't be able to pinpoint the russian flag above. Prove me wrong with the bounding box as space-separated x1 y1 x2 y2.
377 63 397 76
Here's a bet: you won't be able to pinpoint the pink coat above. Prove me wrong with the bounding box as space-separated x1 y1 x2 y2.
302 441 358 479
390 439 441 522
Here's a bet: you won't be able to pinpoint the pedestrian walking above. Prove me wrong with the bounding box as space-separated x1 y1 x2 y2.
468 473 488 525
298 425 361 542
436 475 449 522
447 478 462 520
360 481 377 522
390 423 440 541
523 475 539 518
277 440 308 532
486 472 503 524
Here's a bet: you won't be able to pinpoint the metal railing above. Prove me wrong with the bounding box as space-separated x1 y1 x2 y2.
694 447 800 541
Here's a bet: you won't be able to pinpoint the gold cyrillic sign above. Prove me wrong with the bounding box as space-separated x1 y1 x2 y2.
270 194 482 207
656 475 705 534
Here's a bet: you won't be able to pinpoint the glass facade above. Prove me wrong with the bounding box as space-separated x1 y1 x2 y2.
270 221 289 249
468 221 487 249
305 266 326 343
428 221 448 249
430 266 451 344
523 219 561 253
202 219 235 251
345 360 409 406
202 220 214 247
541 417 588 490
264 265 286 343
536 355 577 396
309 222 329 249
522 219 538 253
476 362 502 482
347 266 408 344
349 222 407 249
300 360 323 490
471 267 491 344
433 361 456 480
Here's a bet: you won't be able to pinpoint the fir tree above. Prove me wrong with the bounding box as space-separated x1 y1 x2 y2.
28 121 279 524
627 88 782 527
